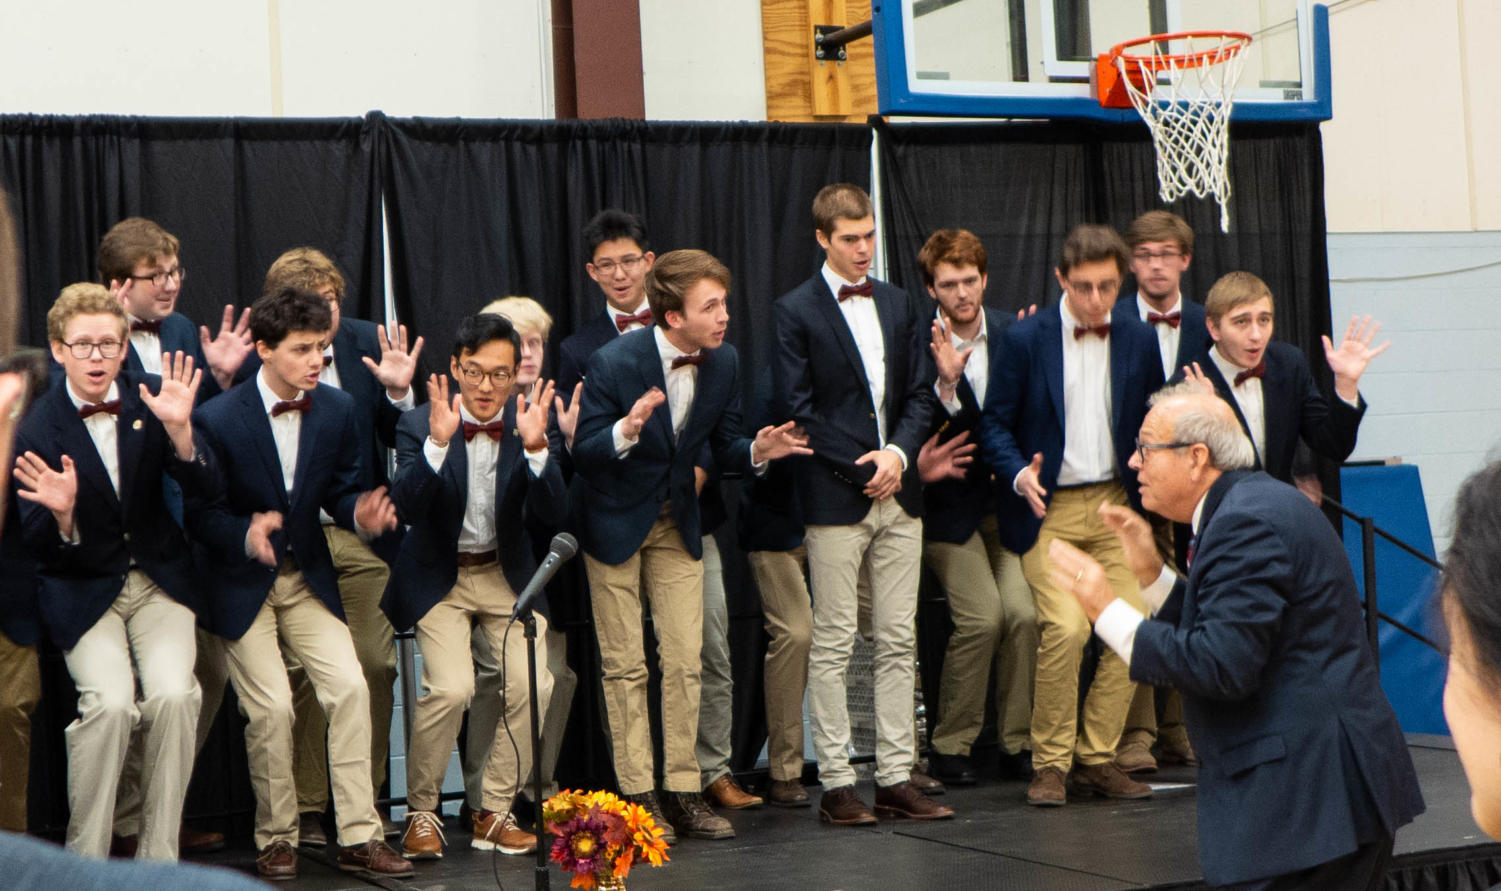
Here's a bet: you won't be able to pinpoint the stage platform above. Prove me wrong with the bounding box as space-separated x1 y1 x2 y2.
182 735 1501 890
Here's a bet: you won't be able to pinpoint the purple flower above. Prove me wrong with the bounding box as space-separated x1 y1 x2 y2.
550 812 614 877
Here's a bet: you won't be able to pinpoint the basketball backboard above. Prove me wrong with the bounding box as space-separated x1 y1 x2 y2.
870 0 1331 121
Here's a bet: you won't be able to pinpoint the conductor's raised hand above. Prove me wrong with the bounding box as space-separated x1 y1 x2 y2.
517 378 555 451
246 510 283 567
426 374 462 444
1098 504 1165 588
1046 539 1114 623
1015 452 1048 518
752 420 812 463
354 486 399 535
856 448 903 500
621 387 666 440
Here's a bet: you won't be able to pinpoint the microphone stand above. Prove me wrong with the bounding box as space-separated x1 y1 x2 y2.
516 603 550 889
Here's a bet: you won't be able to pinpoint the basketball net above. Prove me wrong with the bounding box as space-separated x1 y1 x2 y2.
1115 34 1249 232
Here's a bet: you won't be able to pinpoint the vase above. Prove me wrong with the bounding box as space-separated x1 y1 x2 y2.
596 875 626 890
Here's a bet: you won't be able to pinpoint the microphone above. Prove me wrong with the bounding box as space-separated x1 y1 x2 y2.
510 532 579 621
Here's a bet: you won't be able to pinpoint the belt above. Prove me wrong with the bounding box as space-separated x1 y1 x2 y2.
1054 478 1117 492
456 551 498 568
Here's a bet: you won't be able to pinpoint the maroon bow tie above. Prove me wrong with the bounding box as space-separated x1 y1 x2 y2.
615 309 653 333
671 353 705 370
1234 361 1267 387
1073 324 1111 340
78 400 121 420
130 319 163 335
1147 311 1181 328
271 395 312 417
462 420 507 442
837 281 874 301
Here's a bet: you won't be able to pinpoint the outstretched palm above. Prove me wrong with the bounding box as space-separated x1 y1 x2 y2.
140 350 202 430
14 452 77 517
1323 315 1390 383
517 379 556 449
362 323 425 396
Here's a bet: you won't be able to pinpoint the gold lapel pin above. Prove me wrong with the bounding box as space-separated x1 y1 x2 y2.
132 419 143 431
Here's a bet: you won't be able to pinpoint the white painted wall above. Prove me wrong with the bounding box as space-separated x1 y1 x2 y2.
639 0 767 121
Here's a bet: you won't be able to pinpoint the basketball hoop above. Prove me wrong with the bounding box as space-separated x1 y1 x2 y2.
1095 31 1252 232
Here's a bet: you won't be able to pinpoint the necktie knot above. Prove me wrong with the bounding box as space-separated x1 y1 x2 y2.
1073 324 1111 340
1147 311 1181 329
130 319 163 335
615 309 654 333
78 399 121 420
671 353 705 370
462 420 507 442
1234 361 1267 387
271 395 312 417
837 281 874 301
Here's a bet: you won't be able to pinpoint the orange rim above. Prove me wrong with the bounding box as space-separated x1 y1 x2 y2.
1110 30 1252 72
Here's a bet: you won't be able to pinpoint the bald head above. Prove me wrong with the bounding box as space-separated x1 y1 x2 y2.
1133 385 1255 522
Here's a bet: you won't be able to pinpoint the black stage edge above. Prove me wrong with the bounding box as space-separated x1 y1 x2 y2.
175 735 1501 890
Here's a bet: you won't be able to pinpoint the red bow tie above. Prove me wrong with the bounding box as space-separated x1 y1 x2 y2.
837 281 874 301
671 353 705 370
271 395 312 417
462 420 507 442
615 309 653 333
1073 324 1111 340
130 319 163 335
1234 361 1267 387
78 400 121 420
1147 311 1181 328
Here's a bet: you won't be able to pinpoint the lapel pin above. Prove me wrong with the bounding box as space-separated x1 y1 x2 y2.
132 419 143 430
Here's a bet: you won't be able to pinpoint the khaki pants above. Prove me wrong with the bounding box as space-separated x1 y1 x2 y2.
805 499 922 789
925 514 1038 757
585 515 704 795
748 546 811 782
290 526 397 814
695 535 734 788
466 622 575 806
1020 482 1144 773
222 566 380 850
0 629 41 833
63 572 200 860
408 563 550 815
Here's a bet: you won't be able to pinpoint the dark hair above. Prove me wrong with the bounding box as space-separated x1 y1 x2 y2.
812 183 874 237
917 229 988 288
452 312 521 363
582 209 650 261
250 286 334 348
645 250 731 326
1444 460 1501 685
1058 224 1130 278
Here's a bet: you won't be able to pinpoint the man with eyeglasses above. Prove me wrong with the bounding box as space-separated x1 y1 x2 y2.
977 224 1163 807
12 283 216 860
383 312 562 860
1111 210 1206 777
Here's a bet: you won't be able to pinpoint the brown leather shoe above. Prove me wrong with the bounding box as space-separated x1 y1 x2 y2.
472 810 537 854
1155 739 1201 767
297 811 328 847
179 826 226 854
402 809 446 859
622 791 676 845
1115 739 1159 775
1026 766 1067 807
766 778 810 808
818 785 877 825
874 781 955 820
1071 761 1154 800
257 840 298 881
662 791 734 840
705 774 763 809
909 766 946 796
338 839 415 877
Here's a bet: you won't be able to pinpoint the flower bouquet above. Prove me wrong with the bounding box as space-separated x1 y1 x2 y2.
542 789 670 890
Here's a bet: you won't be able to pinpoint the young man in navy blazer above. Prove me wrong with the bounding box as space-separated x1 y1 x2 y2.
187 287 410 880
1057 388 1422 888
383 312 563 860
573 249 808 840
773 184 950 826
978 224 1164 806
916 229 1037 788
13 283 215 860
1182 270 1385 484
257 248 422 844
1113 210 1204 775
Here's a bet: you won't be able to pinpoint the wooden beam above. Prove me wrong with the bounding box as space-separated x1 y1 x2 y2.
762 0 879 122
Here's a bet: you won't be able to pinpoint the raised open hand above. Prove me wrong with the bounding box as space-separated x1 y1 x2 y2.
425 374 462 444
361 323 425 399
1323 315 1390 401
517 378 555 450
199 305 254 388
14 452 78 535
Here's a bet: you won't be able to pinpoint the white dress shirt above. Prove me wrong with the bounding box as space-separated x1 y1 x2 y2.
1136 293 1183 381
425 405 549 554
256 370 305 496
1208 345 1267 466
609 298 652 334
821 263 908 469
127 317 163 376
66 380 122 497
937 309 989 415
1094 495 1208 665
1055 296 1116 486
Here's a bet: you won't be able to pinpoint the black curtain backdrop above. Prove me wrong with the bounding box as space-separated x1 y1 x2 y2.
0 113 1329 833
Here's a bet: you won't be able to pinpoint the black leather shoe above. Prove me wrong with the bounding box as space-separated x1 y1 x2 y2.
927 751 978 785
998 748 1035 781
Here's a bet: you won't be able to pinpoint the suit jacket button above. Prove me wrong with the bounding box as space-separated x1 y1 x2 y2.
123 532 131 542
868 412 876 419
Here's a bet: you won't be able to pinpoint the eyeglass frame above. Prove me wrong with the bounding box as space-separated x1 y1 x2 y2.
127 266 187 288
458 364 514 388
589 254 645 276
1131 248 1184 263
59 339 126 360
1134 437 1198 464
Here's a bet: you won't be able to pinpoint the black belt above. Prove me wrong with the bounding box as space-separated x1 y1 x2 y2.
456 551 497 568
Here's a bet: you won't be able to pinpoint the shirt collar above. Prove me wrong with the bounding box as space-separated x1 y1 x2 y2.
257 367 310 414
607 298 650 326
1136 293 1182 320
65 379 120 411
1208 344 1252 384
1059 296 1109 331
653 326 699 368
459 401 501 427
1191 490 1209 535
821 262 867 299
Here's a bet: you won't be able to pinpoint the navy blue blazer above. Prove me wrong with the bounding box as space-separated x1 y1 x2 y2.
14 371 219 649
0 494 41 647
737 366 804 554
772 274 934 525
557 311 618 400
923 307 1015 546
127 311 224 403
382 402 568 631
1178 341 1365 483
187 378 373 640
1132 471 1423 885
1115 293 1210 377
977 302 1164 554
571 328 756 565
